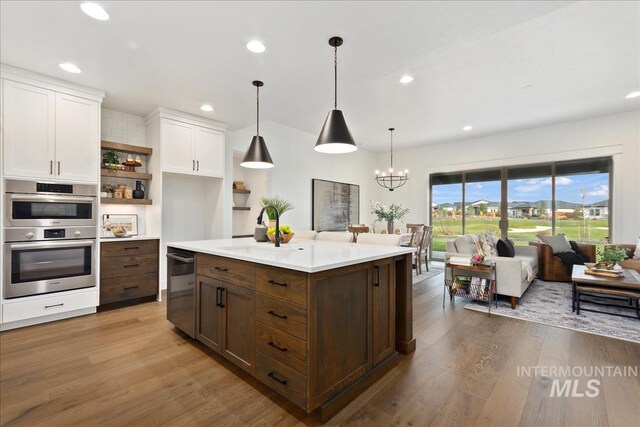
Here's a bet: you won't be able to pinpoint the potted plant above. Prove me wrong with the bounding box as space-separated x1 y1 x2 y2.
371 201 410 233
595 246 627 270
259 196 294 227
102 149 120 173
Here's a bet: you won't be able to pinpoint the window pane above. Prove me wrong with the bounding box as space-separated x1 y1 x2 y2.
464 172 501 239
507 167 552 245
431 182 463 260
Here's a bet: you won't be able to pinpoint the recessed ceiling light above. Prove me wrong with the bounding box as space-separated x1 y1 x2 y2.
463 125 473 131
400 75 414 84
625 91 640 99
246 40 266 53
200 104 214 112
59 63 82 74
80 2 109 21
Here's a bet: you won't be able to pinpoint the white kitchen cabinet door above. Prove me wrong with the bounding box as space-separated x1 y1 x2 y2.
2 79 55 179
162 119 196 175
194 126 224 177
54 93 99 183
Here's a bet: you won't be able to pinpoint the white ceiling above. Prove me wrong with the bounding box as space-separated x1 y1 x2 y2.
1 1 639 152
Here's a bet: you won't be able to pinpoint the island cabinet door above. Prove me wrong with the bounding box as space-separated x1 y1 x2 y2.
196 276 222 353
308 263 372 411
220 282 256 375
371 258 396 366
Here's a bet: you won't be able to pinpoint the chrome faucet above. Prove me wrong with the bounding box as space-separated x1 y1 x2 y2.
257 205 281 247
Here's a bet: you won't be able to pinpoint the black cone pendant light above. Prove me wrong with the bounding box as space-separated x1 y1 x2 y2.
241 80 274 169
314 36 357 154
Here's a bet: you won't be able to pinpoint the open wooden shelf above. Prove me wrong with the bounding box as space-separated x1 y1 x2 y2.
232 207 251 211
233 189 251 194
101 140 152 155
101 198 152 205
101 170 152 180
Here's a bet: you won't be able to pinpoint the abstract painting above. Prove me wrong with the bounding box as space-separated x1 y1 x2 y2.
312 179 359 231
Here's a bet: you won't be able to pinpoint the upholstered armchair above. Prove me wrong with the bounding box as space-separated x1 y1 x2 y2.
529 241 596 282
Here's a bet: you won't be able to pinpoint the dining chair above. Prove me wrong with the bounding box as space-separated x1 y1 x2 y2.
347 225 370 243
293 230 317 240
414 225 433 274
316 231 353 243
406 224 424 248
356 233 402 246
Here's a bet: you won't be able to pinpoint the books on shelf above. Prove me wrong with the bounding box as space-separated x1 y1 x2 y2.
449 256 472 266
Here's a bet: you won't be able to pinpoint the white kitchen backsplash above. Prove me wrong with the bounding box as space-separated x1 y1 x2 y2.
101 108 146 146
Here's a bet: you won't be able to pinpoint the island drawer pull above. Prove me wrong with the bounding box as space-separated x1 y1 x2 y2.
217 287 225 308
214 267 228 272
267 310 287 320
374 266 380 287
267 279 287 287
267 341 288 352
123 264 139 268
124 285 139 291
267 372 288 385
45 303 64 309
124 247 139 250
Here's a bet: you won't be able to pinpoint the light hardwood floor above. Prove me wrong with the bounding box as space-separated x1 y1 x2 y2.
1 274 639 426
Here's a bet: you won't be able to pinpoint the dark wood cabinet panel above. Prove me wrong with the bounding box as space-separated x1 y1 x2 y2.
100 253 158 279
256 265 307 306
255 351 307 410
197 254 256 289
101 239 158 257
220 282 256 374
195 276 222 352
255 293 307 340
372 258 395 366
255 321 307 375
100 273 157 305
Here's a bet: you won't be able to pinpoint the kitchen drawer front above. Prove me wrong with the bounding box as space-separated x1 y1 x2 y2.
256 266 307 306
100 273 158 305
255 294 307 340
100 253 159 279
101 239 158 257
256 321 307 375
2 289 97 323
197 254 255 290
256 351 307 410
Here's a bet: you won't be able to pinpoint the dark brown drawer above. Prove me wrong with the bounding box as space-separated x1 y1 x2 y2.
255 351 307 410
256 266 307 307
101 239 158 258
101 253 158 279
197 254 255 289
256 322 307 375
255 294 307 340
100 273 158 305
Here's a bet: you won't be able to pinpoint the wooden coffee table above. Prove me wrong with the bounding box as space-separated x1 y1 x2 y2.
571 265 640 319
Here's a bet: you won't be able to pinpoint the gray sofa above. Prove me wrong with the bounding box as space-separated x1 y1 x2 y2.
445 235 539 309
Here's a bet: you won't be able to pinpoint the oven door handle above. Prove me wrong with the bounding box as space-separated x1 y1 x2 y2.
8 194 96 203
7 240 95 250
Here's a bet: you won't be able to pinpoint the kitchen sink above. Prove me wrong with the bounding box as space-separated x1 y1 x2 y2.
218 245 302 255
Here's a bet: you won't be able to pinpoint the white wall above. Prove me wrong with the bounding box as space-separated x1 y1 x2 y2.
375 110 640 243
225 121 378 235
231 152 268 237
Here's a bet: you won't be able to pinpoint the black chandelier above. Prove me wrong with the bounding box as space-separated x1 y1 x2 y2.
375 128 408 191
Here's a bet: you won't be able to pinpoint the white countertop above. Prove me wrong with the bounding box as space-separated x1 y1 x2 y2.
167 237 415 273
100 235 160 242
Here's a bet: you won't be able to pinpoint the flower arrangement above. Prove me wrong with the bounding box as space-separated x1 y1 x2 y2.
370 201 410 223
471 253 485 265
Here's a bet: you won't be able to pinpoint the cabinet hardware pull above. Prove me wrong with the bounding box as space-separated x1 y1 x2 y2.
216 286 221 307
267 341 288 352
267 279 287 287
193 160 195 171
219 288 225 308
45 303 64 309
123 264 139 268
267 310 287 320
50 160 53 174
267 372 288 385
197 160 199 171
57 161 61 175
124 247 139 250
374 265 380 287
214 267 228 272
124 286 139 290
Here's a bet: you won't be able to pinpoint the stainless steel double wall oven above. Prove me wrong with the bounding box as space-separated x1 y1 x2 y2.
4 179 98 298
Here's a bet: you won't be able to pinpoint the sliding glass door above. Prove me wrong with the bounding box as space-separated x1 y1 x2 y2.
429 157 611 260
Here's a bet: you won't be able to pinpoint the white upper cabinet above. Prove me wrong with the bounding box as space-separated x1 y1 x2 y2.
2 79 56 179
160 116 225 178
54 93 99 182
194 126 224 177
2 68 103 184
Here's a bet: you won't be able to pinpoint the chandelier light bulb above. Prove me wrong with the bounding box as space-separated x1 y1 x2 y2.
404 169 409 174
375 170 380 175
389 168 393 173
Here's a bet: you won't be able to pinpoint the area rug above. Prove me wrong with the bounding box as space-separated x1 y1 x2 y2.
412 263 443 284
465 279 640 343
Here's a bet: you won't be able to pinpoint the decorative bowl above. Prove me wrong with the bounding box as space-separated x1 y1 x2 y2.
112 228 127 238
267 233 294 244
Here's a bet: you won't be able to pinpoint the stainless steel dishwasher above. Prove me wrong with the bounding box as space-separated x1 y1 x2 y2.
166 248 195 338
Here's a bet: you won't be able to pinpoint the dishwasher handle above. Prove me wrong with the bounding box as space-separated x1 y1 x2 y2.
166 253 194 263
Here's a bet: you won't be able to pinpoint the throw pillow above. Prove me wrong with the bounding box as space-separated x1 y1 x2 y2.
496 239 515 257
537 233 574 254
634 236 640 260
569 240 583 255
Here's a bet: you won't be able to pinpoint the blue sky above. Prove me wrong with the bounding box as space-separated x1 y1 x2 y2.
432 173 609 204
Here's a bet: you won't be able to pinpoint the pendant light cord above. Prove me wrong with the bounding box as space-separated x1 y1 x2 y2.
256 84 260 136
390 129 394 170
334 44 338 110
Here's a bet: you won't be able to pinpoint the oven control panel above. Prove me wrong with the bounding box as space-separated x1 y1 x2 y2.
4 226 97 242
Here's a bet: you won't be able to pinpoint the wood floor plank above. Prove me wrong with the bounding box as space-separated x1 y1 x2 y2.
1 274 638 426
